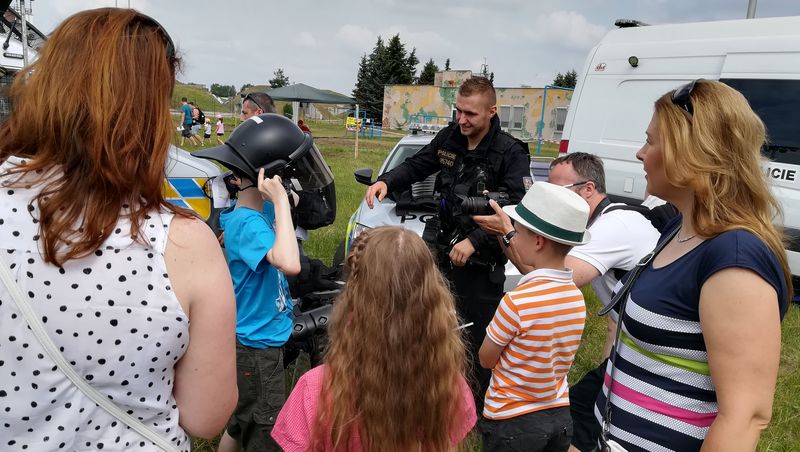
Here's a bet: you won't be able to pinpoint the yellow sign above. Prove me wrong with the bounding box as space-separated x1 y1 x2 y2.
345 116 362 131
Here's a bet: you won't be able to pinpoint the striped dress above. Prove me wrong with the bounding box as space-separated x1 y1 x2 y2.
595 224 788 451
484 268 586 420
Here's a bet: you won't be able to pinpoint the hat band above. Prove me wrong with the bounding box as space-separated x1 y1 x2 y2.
515 204 584 243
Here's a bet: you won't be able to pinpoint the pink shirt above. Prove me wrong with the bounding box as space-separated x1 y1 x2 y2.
216 120 224 134
272 365 477 451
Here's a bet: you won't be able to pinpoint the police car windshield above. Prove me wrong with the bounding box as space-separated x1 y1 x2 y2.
383 145 424 174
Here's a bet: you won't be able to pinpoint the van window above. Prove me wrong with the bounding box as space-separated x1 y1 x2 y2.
722 79 800 165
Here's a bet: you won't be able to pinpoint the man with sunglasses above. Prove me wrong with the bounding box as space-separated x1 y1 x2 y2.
474 152 661 452
241 92 276 120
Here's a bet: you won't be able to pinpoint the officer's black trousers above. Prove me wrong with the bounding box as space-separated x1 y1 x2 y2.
443 262 503 414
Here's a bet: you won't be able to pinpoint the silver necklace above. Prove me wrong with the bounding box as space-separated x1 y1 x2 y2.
676 227 696 243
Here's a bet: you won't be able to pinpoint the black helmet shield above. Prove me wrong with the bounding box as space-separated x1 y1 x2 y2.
193 114 314 183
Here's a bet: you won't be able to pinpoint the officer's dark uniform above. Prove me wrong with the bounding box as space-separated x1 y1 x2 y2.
377 115 530 408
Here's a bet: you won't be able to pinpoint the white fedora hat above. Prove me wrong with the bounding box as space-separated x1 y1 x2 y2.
503 181 591 246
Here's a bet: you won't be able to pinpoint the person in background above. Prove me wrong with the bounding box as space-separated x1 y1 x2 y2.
189 102 201 143
297 118 311 133
202 117 212 145
0 8 237 450
179 96 200 146
272 227 476 451
478 182 590 452
596 79 792 451
240 92 276 120
216 114 225 144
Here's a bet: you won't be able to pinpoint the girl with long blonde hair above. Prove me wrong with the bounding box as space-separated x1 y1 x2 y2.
596 79 791 451
272 227 477 451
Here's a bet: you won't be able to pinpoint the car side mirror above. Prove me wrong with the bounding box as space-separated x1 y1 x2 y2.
354 168 374 186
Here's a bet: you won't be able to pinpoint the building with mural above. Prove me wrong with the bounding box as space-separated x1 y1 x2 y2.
382 70 572 142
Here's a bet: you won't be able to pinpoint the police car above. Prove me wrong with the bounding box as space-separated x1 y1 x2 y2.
342 132 524 292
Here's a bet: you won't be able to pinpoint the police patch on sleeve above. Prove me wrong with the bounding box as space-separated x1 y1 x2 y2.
437 149 457 168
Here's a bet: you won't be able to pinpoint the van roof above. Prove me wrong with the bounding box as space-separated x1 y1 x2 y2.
602 15 800 44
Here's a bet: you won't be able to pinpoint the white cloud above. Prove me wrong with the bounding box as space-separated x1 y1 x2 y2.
377 26 453 55
336 24 375 50
524 10 607 49
297 32 317 47
443 6 485 20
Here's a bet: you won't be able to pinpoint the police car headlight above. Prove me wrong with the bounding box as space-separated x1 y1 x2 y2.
351 223 372 243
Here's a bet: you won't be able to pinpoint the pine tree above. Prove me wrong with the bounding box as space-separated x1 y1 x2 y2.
418 59 439 85
352 34 419 119
269 68 290 88
553 70 577 88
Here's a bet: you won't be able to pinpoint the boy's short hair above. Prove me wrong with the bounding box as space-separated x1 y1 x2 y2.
550 240 574 258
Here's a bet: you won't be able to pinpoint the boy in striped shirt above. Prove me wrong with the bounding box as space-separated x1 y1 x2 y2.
478 182 591 452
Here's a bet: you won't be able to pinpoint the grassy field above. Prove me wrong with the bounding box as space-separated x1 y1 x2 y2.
188 119 800 451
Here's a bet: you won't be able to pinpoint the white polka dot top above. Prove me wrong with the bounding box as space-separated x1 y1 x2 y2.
0 157 190 451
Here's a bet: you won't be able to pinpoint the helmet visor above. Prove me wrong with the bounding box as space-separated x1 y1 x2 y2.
285 143 334 191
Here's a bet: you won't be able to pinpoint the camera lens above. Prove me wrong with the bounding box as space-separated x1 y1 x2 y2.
461 197 492 215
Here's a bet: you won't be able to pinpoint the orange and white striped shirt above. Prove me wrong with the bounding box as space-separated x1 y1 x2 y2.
483 268 586 420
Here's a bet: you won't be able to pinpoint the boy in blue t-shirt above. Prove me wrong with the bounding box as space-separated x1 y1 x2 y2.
217 168 301 452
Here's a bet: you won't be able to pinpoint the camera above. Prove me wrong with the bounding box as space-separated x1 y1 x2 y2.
456 191 510 216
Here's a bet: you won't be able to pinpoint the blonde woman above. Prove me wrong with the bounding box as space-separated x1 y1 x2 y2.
272 227 476 451
596 79 792 451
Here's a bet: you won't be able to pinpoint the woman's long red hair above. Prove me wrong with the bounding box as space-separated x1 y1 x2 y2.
0 8 190 265
315 227 469 451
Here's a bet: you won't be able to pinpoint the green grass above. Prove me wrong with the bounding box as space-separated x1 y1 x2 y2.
185 127 798 451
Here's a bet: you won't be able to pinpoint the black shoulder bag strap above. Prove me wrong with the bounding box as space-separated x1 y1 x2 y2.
597 225 679 447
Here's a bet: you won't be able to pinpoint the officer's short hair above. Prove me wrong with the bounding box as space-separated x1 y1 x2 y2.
551 152 607 194
458 77 496 107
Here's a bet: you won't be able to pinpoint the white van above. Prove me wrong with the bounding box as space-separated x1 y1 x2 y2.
560 15 800 298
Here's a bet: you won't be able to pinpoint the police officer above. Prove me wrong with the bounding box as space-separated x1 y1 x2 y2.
364 76 530 407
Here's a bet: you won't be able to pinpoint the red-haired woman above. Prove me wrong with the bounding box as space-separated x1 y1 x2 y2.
0 8 237 450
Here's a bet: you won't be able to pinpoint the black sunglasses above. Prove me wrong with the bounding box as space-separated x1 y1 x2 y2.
133 14 176 62
243 94 264 113
671 79 700 116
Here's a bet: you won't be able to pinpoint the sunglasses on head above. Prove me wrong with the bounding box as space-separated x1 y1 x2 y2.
132 14 176 62
244 94 265 112
671 79 701 116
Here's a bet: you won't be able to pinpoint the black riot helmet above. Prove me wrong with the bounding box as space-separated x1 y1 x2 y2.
193 114 331 189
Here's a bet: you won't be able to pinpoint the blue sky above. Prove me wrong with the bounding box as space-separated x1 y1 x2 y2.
29 0 800 94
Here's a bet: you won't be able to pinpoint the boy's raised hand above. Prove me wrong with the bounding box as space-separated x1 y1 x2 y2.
257 168 287 203
472 199 515 236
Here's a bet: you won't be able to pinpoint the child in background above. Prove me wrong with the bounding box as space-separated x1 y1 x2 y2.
216 114 225 144
202 117 212 145
478 182 590 452
272 227 477 452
